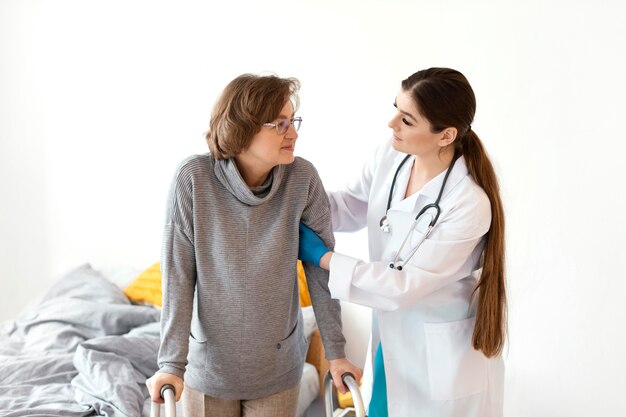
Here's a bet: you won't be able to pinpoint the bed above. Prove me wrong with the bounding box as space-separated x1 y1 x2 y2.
0 263 327 417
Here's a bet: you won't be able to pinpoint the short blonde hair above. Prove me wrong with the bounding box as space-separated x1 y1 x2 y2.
206 74 301 159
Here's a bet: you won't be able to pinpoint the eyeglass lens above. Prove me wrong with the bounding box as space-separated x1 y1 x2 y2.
278 118 301 134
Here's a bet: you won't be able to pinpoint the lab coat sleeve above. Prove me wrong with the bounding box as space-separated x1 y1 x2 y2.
328 142 386 232
329 187 492 311
300 160 346 360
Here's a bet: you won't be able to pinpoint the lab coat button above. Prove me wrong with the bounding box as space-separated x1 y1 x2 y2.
276 343 281 349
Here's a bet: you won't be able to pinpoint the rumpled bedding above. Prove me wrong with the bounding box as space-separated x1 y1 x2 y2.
0 264 161 417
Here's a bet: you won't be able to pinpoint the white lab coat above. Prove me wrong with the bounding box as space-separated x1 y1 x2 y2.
328 139 504 417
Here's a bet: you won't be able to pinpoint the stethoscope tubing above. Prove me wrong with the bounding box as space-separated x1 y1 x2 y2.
383 153 459 270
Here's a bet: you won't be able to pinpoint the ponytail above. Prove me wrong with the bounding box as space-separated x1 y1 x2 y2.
460 130 507 357
401 67 507 356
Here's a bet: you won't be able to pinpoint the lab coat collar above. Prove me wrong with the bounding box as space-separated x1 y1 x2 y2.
391 155 469 212
419 155 469 200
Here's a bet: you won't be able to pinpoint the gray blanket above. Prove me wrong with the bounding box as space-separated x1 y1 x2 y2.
0 264 161 417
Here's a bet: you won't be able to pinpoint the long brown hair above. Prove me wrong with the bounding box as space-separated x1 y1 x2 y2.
402 68 507 357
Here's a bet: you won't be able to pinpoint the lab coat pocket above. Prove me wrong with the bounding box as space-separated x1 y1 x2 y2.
424 317 487 400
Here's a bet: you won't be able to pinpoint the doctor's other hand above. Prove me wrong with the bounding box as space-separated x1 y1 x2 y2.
146 372 184 403
298 222 331 268
329 357 363 395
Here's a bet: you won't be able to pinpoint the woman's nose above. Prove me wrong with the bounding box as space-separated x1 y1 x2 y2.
286 124 298 139
388 115 399 130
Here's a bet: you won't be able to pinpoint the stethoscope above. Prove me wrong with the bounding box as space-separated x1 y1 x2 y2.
380 154 458 270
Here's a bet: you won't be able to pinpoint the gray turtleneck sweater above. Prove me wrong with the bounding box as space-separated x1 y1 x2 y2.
157 153 346 400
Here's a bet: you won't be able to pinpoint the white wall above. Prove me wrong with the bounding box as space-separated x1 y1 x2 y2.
2 0 625 415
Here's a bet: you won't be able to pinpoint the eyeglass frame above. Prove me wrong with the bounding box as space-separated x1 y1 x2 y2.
262 116 302 135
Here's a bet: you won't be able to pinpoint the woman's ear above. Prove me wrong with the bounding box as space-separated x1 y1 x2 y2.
439 127 458 147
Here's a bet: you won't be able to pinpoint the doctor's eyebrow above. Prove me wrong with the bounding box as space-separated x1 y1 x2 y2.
393 101 418 123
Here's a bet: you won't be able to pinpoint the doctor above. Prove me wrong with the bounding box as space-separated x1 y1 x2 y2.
299 67 506 417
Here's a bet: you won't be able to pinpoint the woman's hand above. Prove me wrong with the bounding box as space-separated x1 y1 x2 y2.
146 372 184 403
329 357 363 394
298 223 331 268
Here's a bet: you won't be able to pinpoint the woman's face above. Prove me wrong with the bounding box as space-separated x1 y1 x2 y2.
388 89 443 157
241 100 298 169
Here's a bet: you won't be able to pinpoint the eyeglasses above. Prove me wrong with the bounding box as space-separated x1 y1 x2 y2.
262 117 302 135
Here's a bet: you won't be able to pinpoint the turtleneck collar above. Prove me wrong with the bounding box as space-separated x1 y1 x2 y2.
214 157 285 206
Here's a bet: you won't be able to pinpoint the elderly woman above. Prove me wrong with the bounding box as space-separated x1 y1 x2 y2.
146 73 361 417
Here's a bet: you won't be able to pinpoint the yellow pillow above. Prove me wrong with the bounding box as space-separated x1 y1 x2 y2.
124 261 311 309
297 261 312 307
338 386 362 408
124 262 163 307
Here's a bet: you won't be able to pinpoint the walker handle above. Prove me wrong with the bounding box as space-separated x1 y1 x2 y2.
150 384 176 417
323 371 366 417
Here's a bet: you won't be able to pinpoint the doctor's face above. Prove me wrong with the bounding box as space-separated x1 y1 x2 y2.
241 101 299 169
388 90 442 157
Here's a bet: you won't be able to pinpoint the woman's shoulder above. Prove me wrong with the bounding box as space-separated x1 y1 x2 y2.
175 153 213 174
169 153 214 188
284 158 328 196
451 177 490 214
447 166 492 233
179 152 212 167
289 156 320 178
457 160 489 210
464 178 491 214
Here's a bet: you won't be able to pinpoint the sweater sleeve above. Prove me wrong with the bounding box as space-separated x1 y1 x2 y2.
157 162 197 378
300 162 346 360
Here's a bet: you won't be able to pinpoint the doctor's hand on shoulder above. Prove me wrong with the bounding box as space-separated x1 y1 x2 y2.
298 223 333 270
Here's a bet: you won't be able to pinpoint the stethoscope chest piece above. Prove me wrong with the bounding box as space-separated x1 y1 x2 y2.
379 215 391 233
